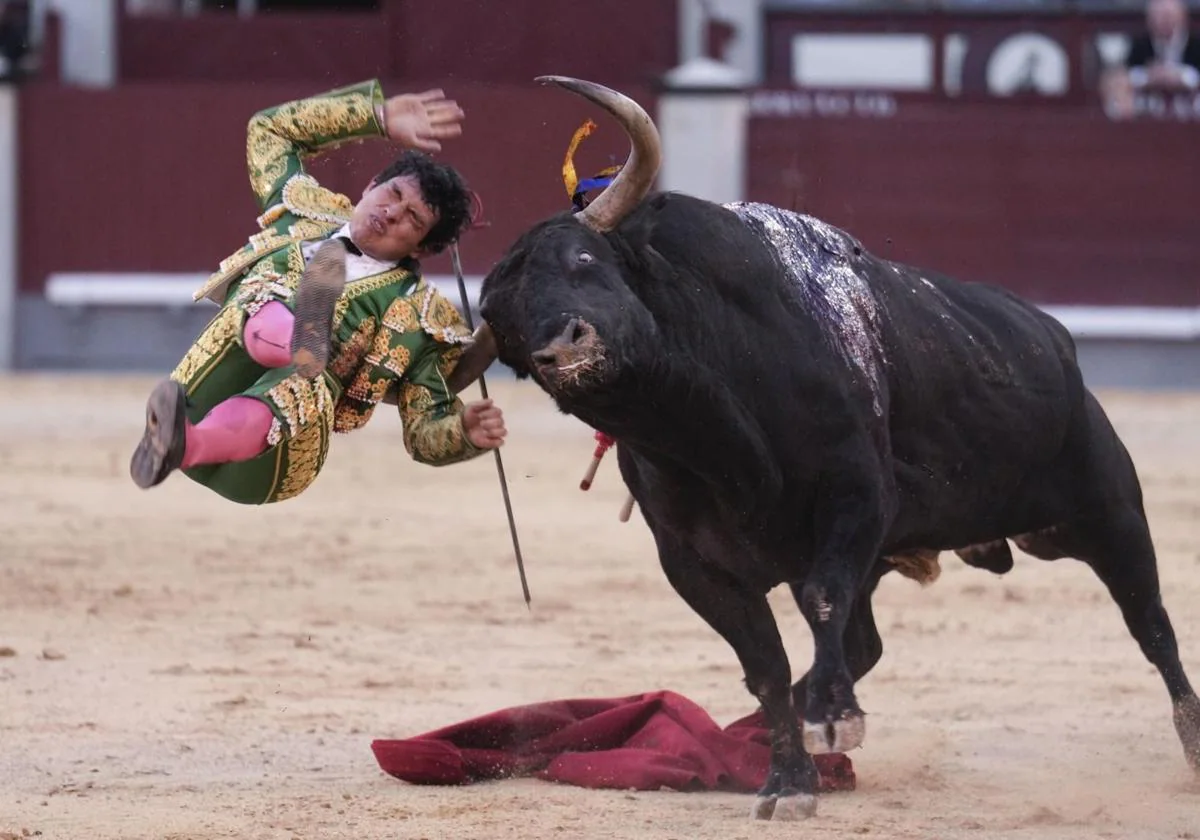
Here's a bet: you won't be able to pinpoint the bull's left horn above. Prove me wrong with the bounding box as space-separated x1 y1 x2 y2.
536 75 662 233
446 323 499 395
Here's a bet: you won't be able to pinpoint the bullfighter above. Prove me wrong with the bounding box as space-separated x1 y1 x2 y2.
129 79 506 505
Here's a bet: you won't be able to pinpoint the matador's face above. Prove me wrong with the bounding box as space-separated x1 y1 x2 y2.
1148 0 1186 39
349 174 440 262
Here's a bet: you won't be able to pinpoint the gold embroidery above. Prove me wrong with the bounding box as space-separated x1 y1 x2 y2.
381 295 421 334
257 203 287 229
332 269 413 332
288 218 337 241
363 325 393 364
246 115 293 199
337 320 411 410
334 403 372 434
275 92 376 146
170 305 243 391
233 263 291 317
246 86 376 206
398 382 479 465
345 364 376 403
276 410 332 501
249 229 285 254
401 381 434 416
383 343 412 378
418 288 473 345
369 376 391 404
436 344 465 380
281 174 354 225
264 374 332 445
286 241 309 281
350 269 412 300
330 315 376 380
193 233 292 304
332 299 350 334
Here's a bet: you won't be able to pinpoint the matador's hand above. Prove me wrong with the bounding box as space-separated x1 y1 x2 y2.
463 398 507 450
382 89 465 153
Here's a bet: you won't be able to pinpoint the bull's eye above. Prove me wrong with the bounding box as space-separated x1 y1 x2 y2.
577 250 595 265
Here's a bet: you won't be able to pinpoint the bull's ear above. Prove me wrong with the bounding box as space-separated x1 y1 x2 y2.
446 323 499 394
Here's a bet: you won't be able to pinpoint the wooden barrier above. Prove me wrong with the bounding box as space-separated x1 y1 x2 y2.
16 80 1196 310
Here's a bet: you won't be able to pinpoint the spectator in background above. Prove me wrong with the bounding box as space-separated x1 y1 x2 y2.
1100 0 1199 119
1125 0 1200 91
0 0 31 82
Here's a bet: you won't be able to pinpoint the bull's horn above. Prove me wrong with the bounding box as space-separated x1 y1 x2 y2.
536 75 662 233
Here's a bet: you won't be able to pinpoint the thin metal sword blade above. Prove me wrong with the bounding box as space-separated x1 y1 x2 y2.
449 242 532 608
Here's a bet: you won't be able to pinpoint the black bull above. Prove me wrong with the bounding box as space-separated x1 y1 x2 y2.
463 76 1199 820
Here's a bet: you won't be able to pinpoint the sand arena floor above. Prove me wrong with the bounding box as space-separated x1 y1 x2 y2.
1 374 1198 840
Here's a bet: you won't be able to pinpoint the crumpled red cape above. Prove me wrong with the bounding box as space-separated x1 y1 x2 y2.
371 690 854 793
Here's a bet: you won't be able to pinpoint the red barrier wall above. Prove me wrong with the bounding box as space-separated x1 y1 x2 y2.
17 83 1200 308
118 0 680 86
747 102 1200 307
117 12 391 82
16 79 655 291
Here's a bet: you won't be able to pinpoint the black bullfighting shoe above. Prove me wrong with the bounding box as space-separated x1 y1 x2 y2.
130 377 188 489
290 237 347 379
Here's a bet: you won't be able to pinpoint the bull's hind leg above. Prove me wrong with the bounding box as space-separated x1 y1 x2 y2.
1019 508 1200 774
652 536 818 821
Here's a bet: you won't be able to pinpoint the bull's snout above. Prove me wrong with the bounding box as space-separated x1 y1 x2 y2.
530 317 607 388
531 318 589 365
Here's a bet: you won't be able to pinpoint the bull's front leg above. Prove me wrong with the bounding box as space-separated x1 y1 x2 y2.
788 559 889 712
798 473 890 756
652 533 818 821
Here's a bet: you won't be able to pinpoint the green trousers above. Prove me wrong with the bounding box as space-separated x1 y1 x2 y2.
169 300 339 505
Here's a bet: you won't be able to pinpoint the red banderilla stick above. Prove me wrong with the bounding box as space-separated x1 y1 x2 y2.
578 430 636 522
579 430 616 491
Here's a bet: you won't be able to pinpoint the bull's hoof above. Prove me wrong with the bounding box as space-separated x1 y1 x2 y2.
750 794 775 820
750 751 819 821
803 713 865 755
1173 694 1200 772
750 789 817 821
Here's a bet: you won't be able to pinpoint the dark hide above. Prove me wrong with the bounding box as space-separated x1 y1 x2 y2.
479 191 1200 819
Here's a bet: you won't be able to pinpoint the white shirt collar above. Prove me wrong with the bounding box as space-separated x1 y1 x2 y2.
301 223 403 283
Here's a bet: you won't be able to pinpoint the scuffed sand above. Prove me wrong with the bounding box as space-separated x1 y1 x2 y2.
2 375 1198 839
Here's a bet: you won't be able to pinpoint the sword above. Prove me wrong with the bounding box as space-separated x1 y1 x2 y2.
449 241 532 608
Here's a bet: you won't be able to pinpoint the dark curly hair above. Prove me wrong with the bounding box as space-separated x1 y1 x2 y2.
371 150 472 255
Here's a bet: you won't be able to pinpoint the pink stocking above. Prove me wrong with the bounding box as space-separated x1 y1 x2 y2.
243 301 295 368
182 397 274 468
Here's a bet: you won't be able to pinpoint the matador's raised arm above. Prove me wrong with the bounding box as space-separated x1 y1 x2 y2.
244 79 386 213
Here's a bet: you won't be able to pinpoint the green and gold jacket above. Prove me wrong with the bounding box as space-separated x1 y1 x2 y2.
191 79 484 467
